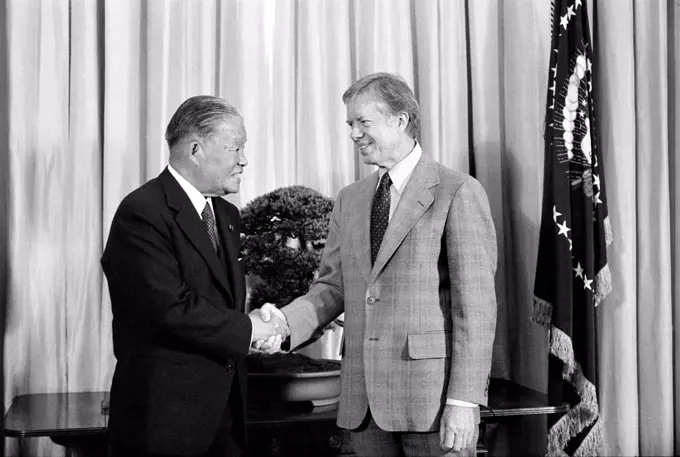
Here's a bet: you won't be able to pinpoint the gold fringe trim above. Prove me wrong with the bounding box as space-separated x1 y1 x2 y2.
594 263 612 306
532 296 554 327
603 216 613 246
546 327 601 457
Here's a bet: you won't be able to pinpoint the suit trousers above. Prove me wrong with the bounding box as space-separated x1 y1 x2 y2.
350 409 478 457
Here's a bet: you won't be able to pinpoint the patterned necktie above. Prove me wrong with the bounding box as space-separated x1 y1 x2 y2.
201 201 219 253
370 172 392 266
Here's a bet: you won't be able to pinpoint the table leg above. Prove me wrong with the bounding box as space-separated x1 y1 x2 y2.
476 423 488 455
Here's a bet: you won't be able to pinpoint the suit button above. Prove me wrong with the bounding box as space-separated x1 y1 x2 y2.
226 363 234 372
366 297 376 305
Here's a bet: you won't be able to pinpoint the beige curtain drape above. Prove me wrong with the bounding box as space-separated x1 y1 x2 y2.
595 0 678 455
1 0 677 456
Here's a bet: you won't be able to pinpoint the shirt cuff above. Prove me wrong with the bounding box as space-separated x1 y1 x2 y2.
446 398 477 407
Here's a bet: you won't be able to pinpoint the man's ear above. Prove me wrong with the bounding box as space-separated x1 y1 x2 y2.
188 141 201 166
397 112 410 132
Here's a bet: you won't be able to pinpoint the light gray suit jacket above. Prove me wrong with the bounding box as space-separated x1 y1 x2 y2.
283 155 497 432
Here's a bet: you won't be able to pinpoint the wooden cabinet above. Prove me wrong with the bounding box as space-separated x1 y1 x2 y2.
246 421 353 456
246 403 354 456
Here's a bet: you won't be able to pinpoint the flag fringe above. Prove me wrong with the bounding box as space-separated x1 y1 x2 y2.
531 296 554 327
546 326 601 457
594 263 612 306
603 216 613 246
573 417 604 457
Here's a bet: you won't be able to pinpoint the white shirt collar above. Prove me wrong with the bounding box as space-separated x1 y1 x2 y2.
378 141 422 194
167 164 214 218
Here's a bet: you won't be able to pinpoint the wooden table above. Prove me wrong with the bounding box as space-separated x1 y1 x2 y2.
2 378 569 456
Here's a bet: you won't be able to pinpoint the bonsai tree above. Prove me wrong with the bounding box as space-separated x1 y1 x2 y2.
240 186 342 377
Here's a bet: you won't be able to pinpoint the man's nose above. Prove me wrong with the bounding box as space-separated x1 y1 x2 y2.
239 151 248 167
350 126 363 140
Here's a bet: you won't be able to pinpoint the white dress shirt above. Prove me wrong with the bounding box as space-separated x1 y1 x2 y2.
378 143 476 409
376 141 422 218
168 164 215 219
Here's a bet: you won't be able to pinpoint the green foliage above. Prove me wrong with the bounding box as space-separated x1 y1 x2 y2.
240 185 334 309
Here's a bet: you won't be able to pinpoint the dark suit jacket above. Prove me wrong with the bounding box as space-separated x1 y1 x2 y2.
101 168 252 455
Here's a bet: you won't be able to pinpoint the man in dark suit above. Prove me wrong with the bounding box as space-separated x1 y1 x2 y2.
101 95 287 457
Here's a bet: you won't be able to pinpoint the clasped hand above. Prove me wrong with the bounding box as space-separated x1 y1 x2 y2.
248 303 289 354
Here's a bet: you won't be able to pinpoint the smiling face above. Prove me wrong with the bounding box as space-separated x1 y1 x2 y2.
194 117 248 195
346 93 407 169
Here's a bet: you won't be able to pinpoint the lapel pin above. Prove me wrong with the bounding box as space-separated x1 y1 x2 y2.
228 224 234 232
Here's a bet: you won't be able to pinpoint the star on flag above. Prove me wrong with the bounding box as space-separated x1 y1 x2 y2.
557 220 571 237
583 276 593 290
553 206 562 222
567 6 575 19
573 263 584 278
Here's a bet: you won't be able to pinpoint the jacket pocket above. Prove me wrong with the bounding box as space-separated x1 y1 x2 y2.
407 331 451 360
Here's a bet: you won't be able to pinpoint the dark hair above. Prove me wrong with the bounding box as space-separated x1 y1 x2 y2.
342 72 420 139
165 95 241 148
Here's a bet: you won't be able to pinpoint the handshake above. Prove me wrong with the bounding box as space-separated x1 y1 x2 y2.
247 303 290 353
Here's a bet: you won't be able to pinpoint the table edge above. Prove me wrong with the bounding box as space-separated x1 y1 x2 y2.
1 427 106 438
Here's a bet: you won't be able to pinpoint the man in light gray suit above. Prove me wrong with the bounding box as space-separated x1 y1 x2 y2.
261 72 497 456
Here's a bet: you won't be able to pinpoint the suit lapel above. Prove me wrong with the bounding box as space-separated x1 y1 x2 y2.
352 173 379 284
371 158 439 281
214 199 246 312
159 169 234 303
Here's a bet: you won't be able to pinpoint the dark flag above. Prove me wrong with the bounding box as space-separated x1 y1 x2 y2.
532 0 612 456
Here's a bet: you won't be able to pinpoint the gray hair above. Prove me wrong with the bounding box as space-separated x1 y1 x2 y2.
165 95 241 148
342 72 420 139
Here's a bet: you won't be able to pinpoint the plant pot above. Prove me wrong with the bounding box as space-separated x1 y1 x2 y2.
246 354 341 406
247 369 341 406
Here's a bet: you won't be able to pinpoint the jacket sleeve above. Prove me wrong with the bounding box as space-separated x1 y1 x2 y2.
283 191 346 350
101 198 252 362
445 177 497 406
